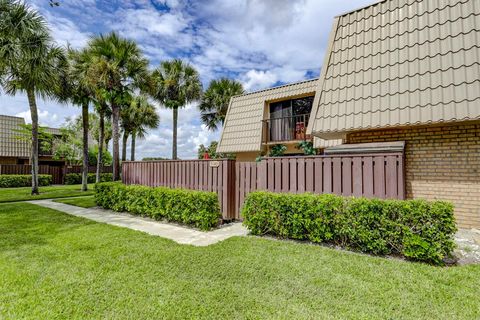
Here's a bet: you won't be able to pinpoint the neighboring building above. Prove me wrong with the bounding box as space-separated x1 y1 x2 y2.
0 115 64 166
217 0 480 228
217 79 341 161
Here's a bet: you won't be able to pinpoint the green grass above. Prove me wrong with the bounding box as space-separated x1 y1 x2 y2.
0 184 94 202
53 196 97 208
0 202 479 319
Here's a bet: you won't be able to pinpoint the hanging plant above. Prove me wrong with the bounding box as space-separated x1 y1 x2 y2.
296 141 316 155
268 144 287 157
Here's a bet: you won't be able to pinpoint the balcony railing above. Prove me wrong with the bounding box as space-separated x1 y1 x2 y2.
262 113 311 143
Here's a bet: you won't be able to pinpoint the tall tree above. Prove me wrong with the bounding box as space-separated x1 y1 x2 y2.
66 48 96 191
199 78 244 131
86 32 149 180
150 59 202 159
0 0 67 194
120 95 159 161
130 96 159 161
92 97 112 182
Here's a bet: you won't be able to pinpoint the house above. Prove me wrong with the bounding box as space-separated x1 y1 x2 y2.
0 114 64 166
217 0 480 229
216 79 342 161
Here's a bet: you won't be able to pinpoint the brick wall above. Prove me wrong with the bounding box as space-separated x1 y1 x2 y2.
346 121 480 229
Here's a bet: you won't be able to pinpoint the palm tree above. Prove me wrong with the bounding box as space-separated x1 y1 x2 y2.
199 78 244 131
0 0 67 194
66 48 96 191
120 95 159 161
129 96 160 161
86 32 149 180
150 59 202 159
92 98 111 182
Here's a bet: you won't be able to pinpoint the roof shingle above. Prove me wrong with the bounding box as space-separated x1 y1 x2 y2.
309 0 480 138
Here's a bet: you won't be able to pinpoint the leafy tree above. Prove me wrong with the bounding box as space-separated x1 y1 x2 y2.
88 145 112 166
150 59 202 159
142 157 168 161
13 124 53 155
0 0 67 194
199 78 243 131
53 125 82 166
86 32 149 180
197 141 235 160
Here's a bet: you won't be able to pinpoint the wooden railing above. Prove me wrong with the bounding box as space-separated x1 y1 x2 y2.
262 113 311 143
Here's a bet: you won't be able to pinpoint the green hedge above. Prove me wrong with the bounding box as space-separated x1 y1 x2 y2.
94 182 221 230
242 192 457 265
0 174 52 188
64 173 113 185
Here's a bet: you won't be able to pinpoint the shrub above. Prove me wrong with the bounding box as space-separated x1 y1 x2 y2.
94 182 221 230
242 191 456 265
0 174 52 188
64 173 113 185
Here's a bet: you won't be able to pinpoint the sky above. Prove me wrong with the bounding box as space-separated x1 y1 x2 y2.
0 0 374 159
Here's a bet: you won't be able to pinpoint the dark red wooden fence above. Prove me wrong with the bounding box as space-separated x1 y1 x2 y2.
0 164 113 185
122 160 237 219
121 153 405 220
235 153 405 218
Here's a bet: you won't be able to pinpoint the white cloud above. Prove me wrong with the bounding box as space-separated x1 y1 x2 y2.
15 109 59 127
241 70 278 92
1 0 375 160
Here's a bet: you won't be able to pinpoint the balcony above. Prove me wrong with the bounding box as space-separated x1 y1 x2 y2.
262 113 311 144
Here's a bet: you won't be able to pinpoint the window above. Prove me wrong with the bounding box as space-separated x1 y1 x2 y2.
267 96 314 142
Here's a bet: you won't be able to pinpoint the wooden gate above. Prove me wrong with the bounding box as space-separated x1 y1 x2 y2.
122 160 237 220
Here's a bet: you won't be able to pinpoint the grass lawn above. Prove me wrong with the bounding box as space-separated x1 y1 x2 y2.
53 195 97 208
0 203 479 319
0 184 94 203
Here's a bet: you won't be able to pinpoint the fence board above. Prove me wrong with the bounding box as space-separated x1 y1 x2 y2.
121 152 405 221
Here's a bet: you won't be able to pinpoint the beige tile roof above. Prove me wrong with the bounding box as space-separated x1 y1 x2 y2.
0 115 30 158
217 79 320 153
0 115 63 158
308 0 480 139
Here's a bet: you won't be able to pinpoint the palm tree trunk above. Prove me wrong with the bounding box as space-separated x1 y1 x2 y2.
130 132 136 161
27 88 39 195
81 102 89 191
121 131 128 162
112 104 120 181
172 107 178 160
96 110 105 183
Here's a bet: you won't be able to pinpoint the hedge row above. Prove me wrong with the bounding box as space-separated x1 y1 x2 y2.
94 182 221 230
64 173 113 185
0 174 52 188
242 192 457 265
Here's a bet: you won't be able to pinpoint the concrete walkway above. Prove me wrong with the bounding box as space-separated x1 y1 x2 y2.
28 200 248 246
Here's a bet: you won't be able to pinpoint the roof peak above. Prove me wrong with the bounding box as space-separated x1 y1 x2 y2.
336 0 388 18
236 77 319 98
0 114 25 120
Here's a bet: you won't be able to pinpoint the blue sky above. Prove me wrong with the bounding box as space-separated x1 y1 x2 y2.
0 0 374 159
